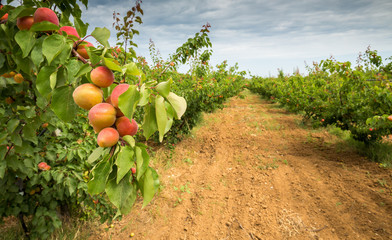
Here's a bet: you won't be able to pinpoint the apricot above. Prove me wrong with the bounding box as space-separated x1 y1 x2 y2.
14 73 24 83
88 103 117 132
97 127 119 147
115 116 138 137
0 5 7 21
73 83 103 110
17 16 34 30
110 84 130 108
1 71 15 78
38 162 51 171
106 95 124 117
59 26 80 38
90 66 114 88
33 7 59 26
5 97 14 104
76 41 94 59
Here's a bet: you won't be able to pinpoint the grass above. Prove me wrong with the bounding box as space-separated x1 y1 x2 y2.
0 217 97 240
325 125 392 168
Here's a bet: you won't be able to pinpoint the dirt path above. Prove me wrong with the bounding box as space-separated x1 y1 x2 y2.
93 91 392 240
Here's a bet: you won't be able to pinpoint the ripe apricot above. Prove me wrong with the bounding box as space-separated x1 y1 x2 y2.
97 127 119 147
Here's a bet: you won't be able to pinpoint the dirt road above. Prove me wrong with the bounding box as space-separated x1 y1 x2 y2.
94 91 392 240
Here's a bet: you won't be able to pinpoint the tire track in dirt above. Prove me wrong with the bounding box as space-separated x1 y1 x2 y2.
93 91 392 240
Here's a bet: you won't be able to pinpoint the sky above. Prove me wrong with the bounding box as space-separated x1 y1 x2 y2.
82 0 392 77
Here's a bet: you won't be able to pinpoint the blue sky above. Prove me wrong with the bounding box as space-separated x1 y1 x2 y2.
82 0 392 77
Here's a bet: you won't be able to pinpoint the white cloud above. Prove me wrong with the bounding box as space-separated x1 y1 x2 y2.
84 0 392 76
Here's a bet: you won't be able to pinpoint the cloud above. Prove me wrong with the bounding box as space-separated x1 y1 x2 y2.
84 0 392 76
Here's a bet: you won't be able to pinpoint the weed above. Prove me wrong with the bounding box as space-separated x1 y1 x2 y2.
183 158 193 165
173 182 191 206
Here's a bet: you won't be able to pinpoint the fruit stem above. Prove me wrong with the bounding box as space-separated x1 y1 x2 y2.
72 48 88 64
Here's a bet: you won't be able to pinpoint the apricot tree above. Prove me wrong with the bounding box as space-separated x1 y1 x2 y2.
0 0 186 238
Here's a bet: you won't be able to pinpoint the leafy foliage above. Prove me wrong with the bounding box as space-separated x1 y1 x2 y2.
0 0 187 238
248 47 392 143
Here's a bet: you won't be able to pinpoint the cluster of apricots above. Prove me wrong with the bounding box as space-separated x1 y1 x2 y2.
73 80 139 148
1 7 94 81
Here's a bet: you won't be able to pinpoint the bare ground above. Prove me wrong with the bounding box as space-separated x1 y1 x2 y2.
92 91 392 240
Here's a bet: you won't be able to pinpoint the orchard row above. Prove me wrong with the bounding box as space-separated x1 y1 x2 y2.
248 48 392 143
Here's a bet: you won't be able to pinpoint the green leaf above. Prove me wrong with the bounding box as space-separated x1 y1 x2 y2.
88 147 105 164
51 44 72 66
65 177 77 196
0 132 7 145
122 135 135 147
156 79 171 98
42 34 66 65
7 119 20 133
0 154 6 178
155 96 168 142
88 158 112 195
91 27 110 48
0 145 7 161
115 146 134 184
167 92 187 119
11 131 22 147
55 67 67 88
49 71 57 90
104 57 122 72
150 167 160 192
0 53 5 68
74 17 89 37
65 59 83 83
142 104 158 140
14 30 36 58
118 85 140 120
8 6 35 22
138 84 150 107
51 85 78 122
23 122 38 144
31 36 45 67
135 146 149 181
30 22 60 32
105 173 136 214
165 103 174 134
123 62 141 76
74 63 92 79
138 168 156 207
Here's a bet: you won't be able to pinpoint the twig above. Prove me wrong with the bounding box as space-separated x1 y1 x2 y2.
307 225 328 233
235 219 254 240
72 48 88 64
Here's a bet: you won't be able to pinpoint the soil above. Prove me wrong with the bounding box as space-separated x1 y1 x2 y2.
92 91 392 240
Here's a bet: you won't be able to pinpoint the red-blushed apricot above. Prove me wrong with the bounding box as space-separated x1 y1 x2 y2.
97 127 119 147
17 16 34 30
90 66 114 88
115 116 138 137
106 95 124 117
38 162 51 171
88 103 117 133
76 41 94 59
1 71 16 78
13 73 24 83
33 7 59 26
0 5 8 21
110 84 130 108
59 26 80 38
387 116 392 122
5 97 14 104
73 83 104 110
